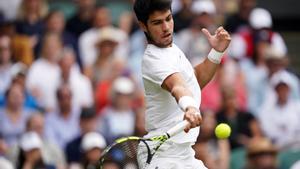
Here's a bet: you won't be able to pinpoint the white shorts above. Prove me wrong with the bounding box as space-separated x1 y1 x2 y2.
137 141 207 169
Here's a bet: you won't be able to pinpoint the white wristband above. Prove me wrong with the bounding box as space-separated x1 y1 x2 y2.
178 96 199 112
207 48 224 64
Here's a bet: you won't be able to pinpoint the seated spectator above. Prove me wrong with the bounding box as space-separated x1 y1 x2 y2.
16 132 55 169
193 110 230 169
173 0 193 33
15 0 48 53
39 10 81 67
0 63 39 110
45 84 80 149
59 47 93 109
8 113 66 169
79 6 129 75
66 0 95 38
65 107 98 164
224 0 256 33
244 137 278 169
26 32 62 112
0 83 34 147
217 87 262 150
68 132 106 169
99 77 136 144
259 71 300 150
175 0 217 66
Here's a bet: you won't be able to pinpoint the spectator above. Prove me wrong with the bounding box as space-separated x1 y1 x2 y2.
99 77 136 143
26 32 62 112
173 0 193 32
0 83 34 146
79 132 106 169
224 0 256 33
16 132 55 169
59 47 93 109
193 110 230 169
65 107 98 164
40 10 81 67
79 6 129 73
90 27 124 83
244 137 278 169
45 84 80 149
175 0 217 66
217 87 262 150
66 0 95 38
259 71 300 149
15 0 48 51
0 63 39 110
94 58 128 113
8 113 66 169
0 35 13 95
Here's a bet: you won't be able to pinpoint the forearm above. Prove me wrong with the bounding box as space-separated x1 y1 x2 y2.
194 58 219 89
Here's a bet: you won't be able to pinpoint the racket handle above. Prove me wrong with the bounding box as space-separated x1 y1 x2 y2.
166 120 189 137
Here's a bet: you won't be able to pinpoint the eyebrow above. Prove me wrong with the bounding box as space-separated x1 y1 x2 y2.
150 14 172 24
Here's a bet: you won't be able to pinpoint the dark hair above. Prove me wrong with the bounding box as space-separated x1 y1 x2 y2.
133 0 172 24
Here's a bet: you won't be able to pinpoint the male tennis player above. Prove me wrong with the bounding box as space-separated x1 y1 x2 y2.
134 0 231 168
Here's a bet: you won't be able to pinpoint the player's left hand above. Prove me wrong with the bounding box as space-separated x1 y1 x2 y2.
202 26 231 52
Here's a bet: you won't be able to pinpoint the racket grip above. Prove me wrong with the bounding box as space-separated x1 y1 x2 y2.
166 120 189 137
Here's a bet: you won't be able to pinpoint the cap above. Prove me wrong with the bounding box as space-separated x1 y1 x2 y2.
112 77 134 95
264 45 286 60
97 27 121 44
20 132 42 151
80 107 97 119
191 0 216 15
270 70 294 89
81 132 106 151
247 137 278 156
249 8 272 29
10 63 27 77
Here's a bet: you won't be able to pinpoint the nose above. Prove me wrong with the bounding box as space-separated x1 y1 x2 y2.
162 21 169 32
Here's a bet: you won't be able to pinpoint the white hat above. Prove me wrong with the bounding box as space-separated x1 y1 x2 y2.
249 8 272 29
264 45 286 60
97 27 121 44
191 0 216 15
20 132 42 151
81 132 107 151
112 77 134 95
270 70 294 88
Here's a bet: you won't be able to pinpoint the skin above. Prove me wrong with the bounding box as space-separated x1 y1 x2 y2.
138 9 231 132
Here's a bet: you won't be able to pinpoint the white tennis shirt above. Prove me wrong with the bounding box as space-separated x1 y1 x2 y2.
142 43 201 143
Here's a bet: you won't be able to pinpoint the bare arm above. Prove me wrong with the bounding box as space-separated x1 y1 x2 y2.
194 27 231 89
162 72 202 132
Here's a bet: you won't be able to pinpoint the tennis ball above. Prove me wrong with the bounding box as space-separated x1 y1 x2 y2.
215 123 231 139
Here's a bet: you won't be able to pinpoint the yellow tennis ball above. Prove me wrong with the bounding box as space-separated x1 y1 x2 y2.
215 123 231 139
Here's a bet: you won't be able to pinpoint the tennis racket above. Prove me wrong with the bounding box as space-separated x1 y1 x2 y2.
97 120 189 169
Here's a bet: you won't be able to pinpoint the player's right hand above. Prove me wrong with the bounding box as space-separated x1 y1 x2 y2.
184 107 202 132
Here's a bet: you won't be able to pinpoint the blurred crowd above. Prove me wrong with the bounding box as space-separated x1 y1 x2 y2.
0 0 299 169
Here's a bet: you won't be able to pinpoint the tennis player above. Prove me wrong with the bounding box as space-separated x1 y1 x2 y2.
133 0 231 168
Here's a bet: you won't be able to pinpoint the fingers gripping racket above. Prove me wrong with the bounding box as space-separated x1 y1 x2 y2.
97 120 189 169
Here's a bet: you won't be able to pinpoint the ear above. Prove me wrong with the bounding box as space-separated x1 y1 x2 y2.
138 21 148 33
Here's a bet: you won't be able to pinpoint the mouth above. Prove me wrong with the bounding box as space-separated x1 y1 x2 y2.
162 33 171 39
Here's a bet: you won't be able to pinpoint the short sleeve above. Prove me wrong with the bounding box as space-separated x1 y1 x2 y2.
142 49 180 86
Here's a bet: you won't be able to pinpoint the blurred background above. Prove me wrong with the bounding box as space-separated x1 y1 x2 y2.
0 0 299 169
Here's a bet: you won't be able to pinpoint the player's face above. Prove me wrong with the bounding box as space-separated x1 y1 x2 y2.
141 10 174 48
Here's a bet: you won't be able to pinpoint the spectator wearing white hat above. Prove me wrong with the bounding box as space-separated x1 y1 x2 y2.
258 70 300 150
69 132 106 169
98 77 136 144
78 6 129 77
16 132 55 169
175 0 218 66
